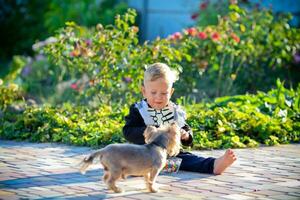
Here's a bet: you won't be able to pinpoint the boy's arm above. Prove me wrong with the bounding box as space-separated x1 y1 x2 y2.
175 103 193 146
123 104 147 145
181 124 193 146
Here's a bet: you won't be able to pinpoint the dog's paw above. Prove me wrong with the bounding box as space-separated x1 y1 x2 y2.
149 186 159 193
113 187 123 193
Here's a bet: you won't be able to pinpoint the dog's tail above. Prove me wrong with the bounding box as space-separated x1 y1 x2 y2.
79 150 103 174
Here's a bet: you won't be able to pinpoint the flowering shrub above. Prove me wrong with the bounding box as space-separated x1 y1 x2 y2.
191 0 230 27
173 4 300 99
43 9 190 105
6 7 299 104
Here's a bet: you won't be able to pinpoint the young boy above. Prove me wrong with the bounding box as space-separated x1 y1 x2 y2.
123 63 236 174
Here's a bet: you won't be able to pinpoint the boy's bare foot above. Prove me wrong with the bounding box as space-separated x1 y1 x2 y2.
213 149 237 175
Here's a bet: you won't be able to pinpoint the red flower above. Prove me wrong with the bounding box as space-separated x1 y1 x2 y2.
198 32 207 40
70 49 80 57
186 27 198 37
211 32 221 41
200 2 208 10
191 13 199 20
230 33 240 43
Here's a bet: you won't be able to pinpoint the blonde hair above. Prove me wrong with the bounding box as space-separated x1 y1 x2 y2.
144 63 178 86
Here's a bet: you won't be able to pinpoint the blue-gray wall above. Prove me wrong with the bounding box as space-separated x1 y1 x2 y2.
127 0 300 41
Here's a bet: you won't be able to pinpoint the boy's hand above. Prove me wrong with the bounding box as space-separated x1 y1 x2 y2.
180 129 190 141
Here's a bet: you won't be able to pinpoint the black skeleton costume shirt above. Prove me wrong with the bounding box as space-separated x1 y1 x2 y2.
123 99 193 146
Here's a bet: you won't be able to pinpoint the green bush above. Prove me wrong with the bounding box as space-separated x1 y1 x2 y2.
44 0 128 33
174 4 300 99
0 81 24 111
1 80 299 149
186 80 300 149
0 103 126 147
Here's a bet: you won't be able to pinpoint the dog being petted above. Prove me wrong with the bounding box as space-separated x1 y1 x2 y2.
79 123 181 193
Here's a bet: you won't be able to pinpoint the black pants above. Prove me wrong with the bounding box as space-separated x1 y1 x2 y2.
176 151 215 174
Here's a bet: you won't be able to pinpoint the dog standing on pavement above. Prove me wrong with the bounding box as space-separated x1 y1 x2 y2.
79 123 181 193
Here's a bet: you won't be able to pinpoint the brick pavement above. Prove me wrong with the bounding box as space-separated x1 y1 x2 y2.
0 140 299 200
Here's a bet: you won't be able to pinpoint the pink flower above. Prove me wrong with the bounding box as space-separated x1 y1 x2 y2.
122 77 132 83
85 39 92 47
70 83 78 90
198 32 207 40
230 0 238 5
171 32 183 40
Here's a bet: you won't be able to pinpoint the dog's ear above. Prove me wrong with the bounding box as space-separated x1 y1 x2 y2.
143 126 157 144
172 122 180 129
169 122 180 135
166 123 181 156
145 125 157 133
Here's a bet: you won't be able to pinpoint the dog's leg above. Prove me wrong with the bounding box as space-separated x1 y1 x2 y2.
103 170 110 184
121 167 128 179
148 169 160 193
144 172 153 192
106 169 123 193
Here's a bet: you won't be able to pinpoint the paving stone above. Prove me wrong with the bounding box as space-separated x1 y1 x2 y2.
275 180 300 187
222 194 253 200
253 189 287 196
270 195 300 200
287 192 300 197
0 189 16 197
236 192 268 199
0 140 299 199
270 186 299 193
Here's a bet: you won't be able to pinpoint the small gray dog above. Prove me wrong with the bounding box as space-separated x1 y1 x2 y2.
79 123 181 193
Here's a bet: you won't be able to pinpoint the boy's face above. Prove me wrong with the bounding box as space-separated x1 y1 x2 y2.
142 78 174 110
